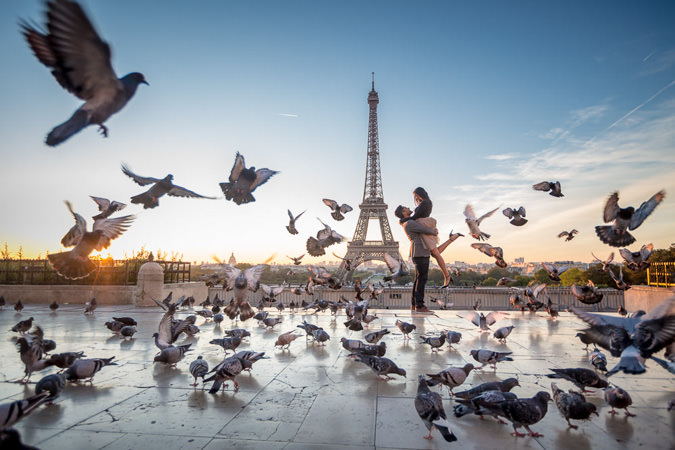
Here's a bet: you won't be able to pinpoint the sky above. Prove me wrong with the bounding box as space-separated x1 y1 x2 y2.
1 0 674 267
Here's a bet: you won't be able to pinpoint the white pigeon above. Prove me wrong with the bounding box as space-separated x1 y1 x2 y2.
20 0 148 146
464 205 499 241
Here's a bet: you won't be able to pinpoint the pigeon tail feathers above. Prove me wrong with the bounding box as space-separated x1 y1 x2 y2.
130 192 158 209
47 251 96 279
46 109 90 146
434 422 458 442
595 226 635 247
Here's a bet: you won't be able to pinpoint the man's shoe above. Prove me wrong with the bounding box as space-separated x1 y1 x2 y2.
410 305 416 312
415 306 430 313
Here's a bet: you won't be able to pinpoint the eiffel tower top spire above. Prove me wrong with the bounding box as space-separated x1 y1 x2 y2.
363 72 383 204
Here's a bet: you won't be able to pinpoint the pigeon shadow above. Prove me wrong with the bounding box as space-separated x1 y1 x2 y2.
604 414 634 441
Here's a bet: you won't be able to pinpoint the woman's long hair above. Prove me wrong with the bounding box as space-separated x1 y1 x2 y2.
413 186 431 207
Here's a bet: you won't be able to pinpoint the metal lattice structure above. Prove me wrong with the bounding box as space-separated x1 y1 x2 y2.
336 74 402 280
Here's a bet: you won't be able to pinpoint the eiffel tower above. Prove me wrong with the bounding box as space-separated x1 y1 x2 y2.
337 74 402 279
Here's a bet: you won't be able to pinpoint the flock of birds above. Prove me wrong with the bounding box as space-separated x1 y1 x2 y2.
3 0 674 446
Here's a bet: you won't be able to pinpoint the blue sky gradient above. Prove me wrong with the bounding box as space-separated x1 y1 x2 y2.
1 0 674 265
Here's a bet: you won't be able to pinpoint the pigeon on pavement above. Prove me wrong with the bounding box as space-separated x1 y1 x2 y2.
65 357 116 383
551 382 598 429
414 375 458 442
0 392 50 429
480 391 552 437
470 349 513 369
35 373 67 403
454 377 520 399
20 0 148 146
189 356 209 387
353 355 406 381
425 363 475 395
604 386 636 417
395 319 416 339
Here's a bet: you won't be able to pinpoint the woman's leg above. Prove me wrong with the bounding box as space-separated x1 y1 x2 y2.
430 248 451 287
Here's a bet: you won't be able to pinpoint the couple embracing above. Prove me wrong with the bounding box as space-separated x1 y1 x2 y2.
394 187 456 313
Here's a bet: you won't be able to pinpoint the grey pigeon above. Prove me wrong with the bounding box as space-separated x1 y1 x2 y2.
306 218 345 256
84 297 97 314
420 334 446 352
297 320 319 339
20 0 148 146
383 252 409 282
233 351 267 371
453 389 518 422
204 355 248 393
189 355 209 387
154 344 191 366
596 190 665 247
16 327 55 383
35 373 67 403
90 196 126 220
557 229 578 241
49 201 133 279
262 317 282 329
482 391 552 437
112 316 137 326
395 319 416 339
470 349 513 369
463 311 509 332
414 375 458 442
619 243 654 271
349 342 387 358
589 347 607 372
49 351 85 369
49 300 59 312
443 330 462 346
353 355 406 381
493 325 516 343
119 325 136 340
122 164 214 209
364 328 390 344
425 363 475 395
551 382 598 429
287 254 305 265
454 377 520 399
220 152 278 205
0 392 50 429
341 337 367 352
503 206 527 226
471 243 507 268
286 209 305 234
604 386 635 416
312 328 330 346
464 204 499 241
533 181 563 197
14 299 24 313
570 281 603 304
591 252 614 272
608 265 631 291
209 336 241 354
322 198 353 221
575 332 594 350
571 298 675 376
542 263 569 282
220 264 266 322
65 356 116 382
223 328 251 340
545 368 608 392
497 276 516 286
11 317 34 334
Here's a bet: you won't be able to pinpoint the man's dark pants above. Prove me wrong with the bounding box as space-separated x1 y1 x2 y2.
411 256 430 308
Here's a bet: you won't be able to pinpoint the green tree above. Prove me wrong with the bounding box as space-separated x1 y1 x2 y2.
532 268 550 284
482 277 498 286
559 268 585 286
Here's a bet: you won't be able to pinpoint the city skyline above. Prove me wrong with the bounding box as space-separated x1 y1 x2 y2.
1 1 674 268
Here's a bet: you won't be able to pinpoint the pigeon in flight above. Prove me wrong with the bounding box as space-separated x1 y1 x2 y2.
471 243 507 268
122 164 214 209
287 254 305 265
558 229 578 241
306 219 345 256
322 198 353 221
383 252 409 281
608 265 631 291
221 264 266 322
595 190 665 247
591 252 614 272
542 263 568 282
220 152 278 205
619 244 653 271
20 0 148 146
286 209 305 234
570 281 603 304
497 276 516 286
464 204 499 241
89 196 126 220
502 206 527 226
48 201 134 279
533 181 563 197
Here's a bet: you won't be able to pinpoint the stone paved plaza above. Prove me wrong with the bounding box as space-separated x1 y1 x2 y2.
1 303 674 449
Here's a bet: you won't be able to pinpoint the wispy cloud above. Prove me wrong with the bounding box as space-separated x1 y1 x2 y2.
639 48 675 76
276 113 299 118
484 153 520 161
607 79 675 129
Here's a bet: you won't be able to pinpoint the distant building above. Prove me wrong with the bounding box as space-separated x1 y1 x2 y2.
228 252 236 265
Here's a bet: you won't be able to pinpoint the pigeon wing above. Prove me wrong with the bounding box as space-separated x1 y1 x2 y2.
464 204 477 220
340 204 353 214
533 181 551 192
167 185 214 199
244 265 266 291
502 208 514 219
89 196 110 212
619 248 636 264
639 243 654 261
485 311 508 326
322 198 338 210
250 168 279 192
629 190 665 230
221 265 242 289
383 252 401 273
635 315 675 356
602 192 621 223
60 201 86 247
518 206 526 217
229 152 246 183
92 214 134 250
477 206 500 224
121 164 159 186
20 0 119 101
557 231 569 238
471 243 491 256
465 311 481 327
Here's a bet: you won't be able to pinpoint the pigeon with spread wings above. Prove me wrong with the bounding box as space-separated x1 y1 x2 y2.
20 0 148 146
471 243 507 268
558 229 578 241
286 209 305 235
122 164 214 209
533 181 563 197
221 264 266 321
306 219 345 256
220 152 278 205
595 190 665 247
464 204 499 241
619 244 653 271
322 198 353 221
503 207 527 226
48 201 134 279
383 252 408 282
